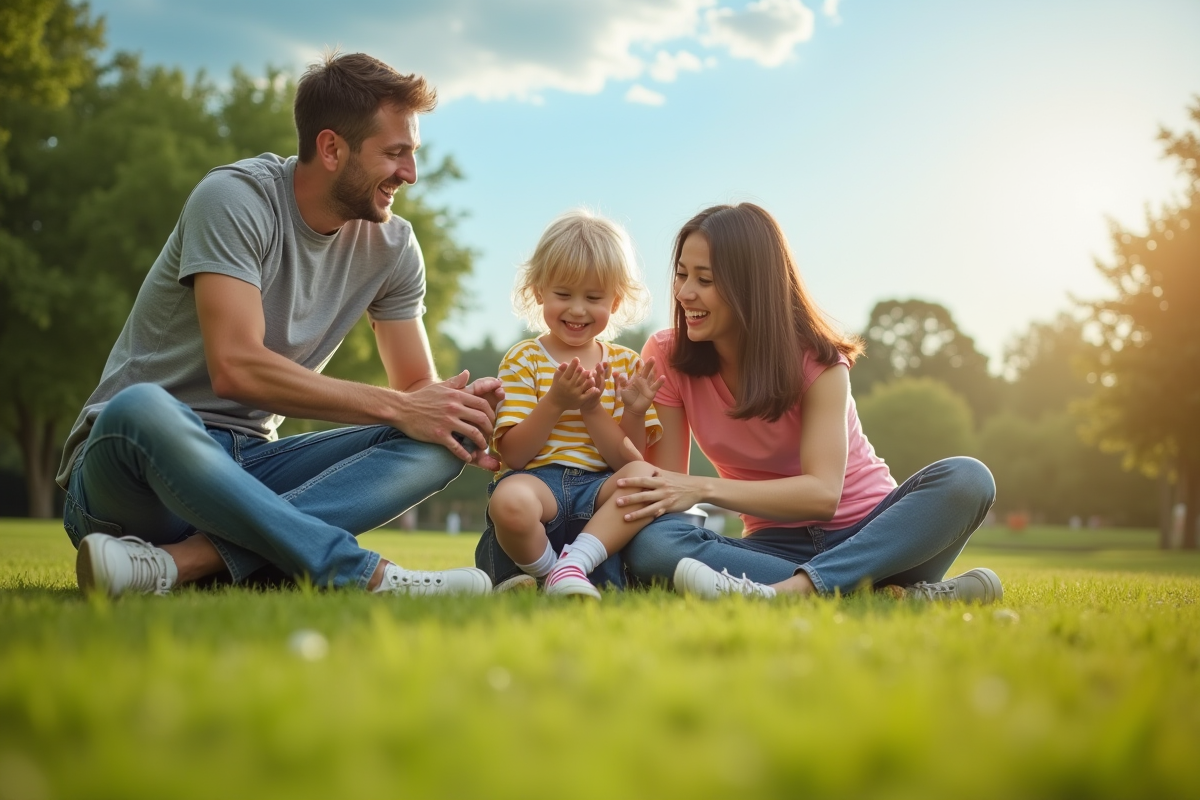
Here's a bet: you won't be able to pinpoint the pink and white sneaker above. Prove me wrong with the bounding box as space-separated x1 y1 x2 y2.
544 563 601 600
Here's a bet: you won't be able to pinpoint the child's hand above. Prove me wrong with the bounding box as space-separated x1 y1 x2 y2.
580 362 611 412
615 357 666 416
547 358 601 411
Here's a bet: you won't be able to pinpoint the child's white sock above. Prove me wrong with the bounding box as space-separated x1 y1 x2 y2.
552 532 608 577
516 539 556 579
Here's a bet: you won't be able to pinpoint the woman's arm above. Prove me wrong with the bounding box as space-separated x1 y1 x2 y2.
619 365 850 523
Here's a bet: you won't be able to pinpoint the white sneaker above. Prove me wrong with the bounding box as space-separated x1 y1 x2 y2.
494 573 538 593
906 568 1003 604
373 562 492 596
544 564 601 600
673 557 777 599
76 533 179 597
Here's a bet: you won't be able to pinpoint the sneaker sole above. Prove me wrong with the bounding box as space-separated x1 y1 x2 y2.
672 558 715 599
545 577 601 600
494 574 538 593
971 567 1003 604
76 534 104 596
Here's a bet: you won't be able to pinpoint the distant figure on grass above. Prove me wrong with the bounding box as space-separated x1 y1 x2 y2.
616 203 1003 603
59 53 498 598
474 211 665 598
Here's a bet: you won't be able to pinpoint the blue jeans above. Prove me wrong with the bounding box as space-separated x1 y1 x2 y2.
62 383 466 588
622 457 996 594
474 464 627 589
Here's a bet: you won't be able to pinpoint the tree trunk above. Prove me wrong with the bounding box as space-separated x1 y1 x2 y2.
1159 469 1175 549
15 402 59 519
1185 461 1200 551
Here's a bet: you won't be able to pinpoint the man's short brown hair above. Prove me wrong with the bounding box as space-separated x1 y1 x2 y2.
294 52 437 162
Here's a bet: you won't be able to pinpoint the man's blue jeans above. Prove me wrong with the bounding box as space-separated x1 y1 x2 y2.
623 457 996 594
62 383 466 588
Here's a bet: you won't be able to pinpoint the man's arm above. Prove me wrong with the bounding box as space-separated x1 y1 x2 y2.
194 272 495 462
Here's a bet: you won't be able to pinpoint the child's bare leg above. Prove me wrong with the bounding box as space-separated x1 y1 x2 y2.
489 475 560 579
545 461 658 598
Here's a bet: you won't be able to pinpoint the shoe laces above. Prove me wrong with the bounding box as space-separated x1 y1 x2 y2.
118 536 173 594
908 580 956 601
714 568 772 598
386 568 446 590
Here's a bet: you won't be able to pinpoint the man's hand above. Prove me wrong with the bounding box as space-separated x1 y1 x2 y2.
615 357 665 416
546 359 601 412
392 370 496 463
463 375 504 471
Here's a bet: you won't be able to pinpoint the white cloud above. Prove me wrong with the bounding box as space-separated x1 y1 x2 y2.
297 0 715 102
648 49 704 82
704 0 815 67
823 0 842 24
180 0 825 104
625 84 667 105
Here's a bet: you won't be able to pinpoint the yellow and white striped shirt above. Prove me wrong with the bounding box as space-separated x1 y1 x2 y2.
495 339 662 474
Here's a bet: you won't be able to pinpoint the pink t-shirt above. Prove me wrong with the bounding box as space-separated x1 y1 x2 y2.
643 330 896 536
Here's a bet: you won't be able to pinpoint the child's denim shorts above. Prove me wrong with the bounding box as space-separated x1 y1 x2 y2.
474 464 627 588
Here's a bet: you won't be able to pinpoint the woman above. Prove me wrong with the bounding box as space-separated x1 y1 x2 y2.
617 203 1000 601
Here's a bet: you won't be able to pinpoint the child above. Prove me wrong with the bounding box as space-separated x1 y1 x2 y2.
484 210 665 599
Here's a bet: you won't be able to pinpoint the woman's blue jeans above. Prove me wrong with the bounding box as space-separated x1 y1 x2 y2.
62 383 466 588
623 457 996 594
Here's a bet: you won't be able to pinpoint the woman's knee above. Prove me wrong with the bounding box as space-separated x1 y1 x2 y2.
936 456 996 508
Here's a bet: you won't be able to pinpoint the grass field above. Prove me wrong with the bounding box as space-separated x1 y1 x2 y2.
1 520 1198 799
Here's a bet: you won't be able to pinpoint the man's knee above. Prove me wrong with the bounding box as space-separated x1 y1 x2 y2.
94 384 190 437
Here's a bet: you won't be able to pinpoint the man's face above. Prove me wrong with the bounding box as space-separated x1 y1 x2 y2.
329 105 420 224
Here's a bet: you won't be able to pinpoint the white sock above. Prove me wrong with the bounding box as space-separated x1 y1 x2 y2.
553 532 608 577
516 539 556 579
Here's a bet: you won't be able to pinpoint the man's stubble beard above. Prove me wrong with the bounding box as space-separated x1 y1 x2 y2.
328 153 392 225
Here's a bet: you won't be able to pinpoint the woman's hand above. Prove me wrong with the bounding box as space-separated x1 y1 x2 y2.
615 357 666 416
614 469 705 522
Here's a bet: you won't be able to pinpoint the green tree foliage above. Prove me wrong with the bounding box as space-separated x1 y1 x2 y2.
978 412 1156 526
1002 312 1094 420
854 299 999 424
1 35 475 515
857 377 975 483
1081 98 1200 547
0 0 103 196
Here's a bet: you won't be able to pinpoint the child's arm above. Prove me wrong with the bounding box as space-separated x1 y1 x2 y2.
615 357 666 455
497 359 599 470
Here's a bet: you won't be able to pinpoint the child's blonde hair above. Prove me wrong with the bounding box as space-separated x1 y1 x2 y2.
513 209 650 338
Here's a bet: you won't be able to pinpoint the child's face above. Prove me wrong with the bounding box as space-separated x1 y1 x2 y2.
536 279 619 348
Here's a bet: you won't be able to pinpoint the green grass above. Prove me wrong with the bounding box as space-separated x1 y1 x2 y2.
1 520 1197 799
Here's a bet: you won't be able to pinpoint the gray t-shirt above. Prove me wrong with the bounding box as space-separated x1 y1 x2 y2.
56 154 426 488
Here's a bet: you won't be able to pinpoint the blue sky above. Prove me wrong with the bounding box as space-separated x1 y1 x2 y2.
91 0 1200 367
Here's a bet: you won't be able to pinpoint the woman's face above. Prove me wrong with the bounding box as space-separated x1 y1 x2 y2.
673 232 738 347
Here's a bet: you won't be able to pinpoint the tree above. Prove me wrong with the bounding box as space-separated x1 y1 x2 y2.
853 299 1000 424
1080 98 1200 548
977 412 1156 526
857 377 975 483
1001 312 1094 420
1 44 478 515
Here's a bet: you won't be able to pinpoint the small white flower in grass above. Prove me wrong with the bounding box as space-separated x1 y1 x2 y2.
288 629 329 661
962 612 974 622
832 613 845 624
993 608 1020 624
487 666 512 692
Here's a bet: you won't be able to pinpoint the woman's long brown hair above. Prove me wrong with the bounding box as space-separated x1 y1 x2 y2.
670 203 863 422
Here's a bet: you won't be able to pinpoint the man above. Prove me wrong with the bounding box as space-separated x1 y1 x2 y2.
57 52 500 597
